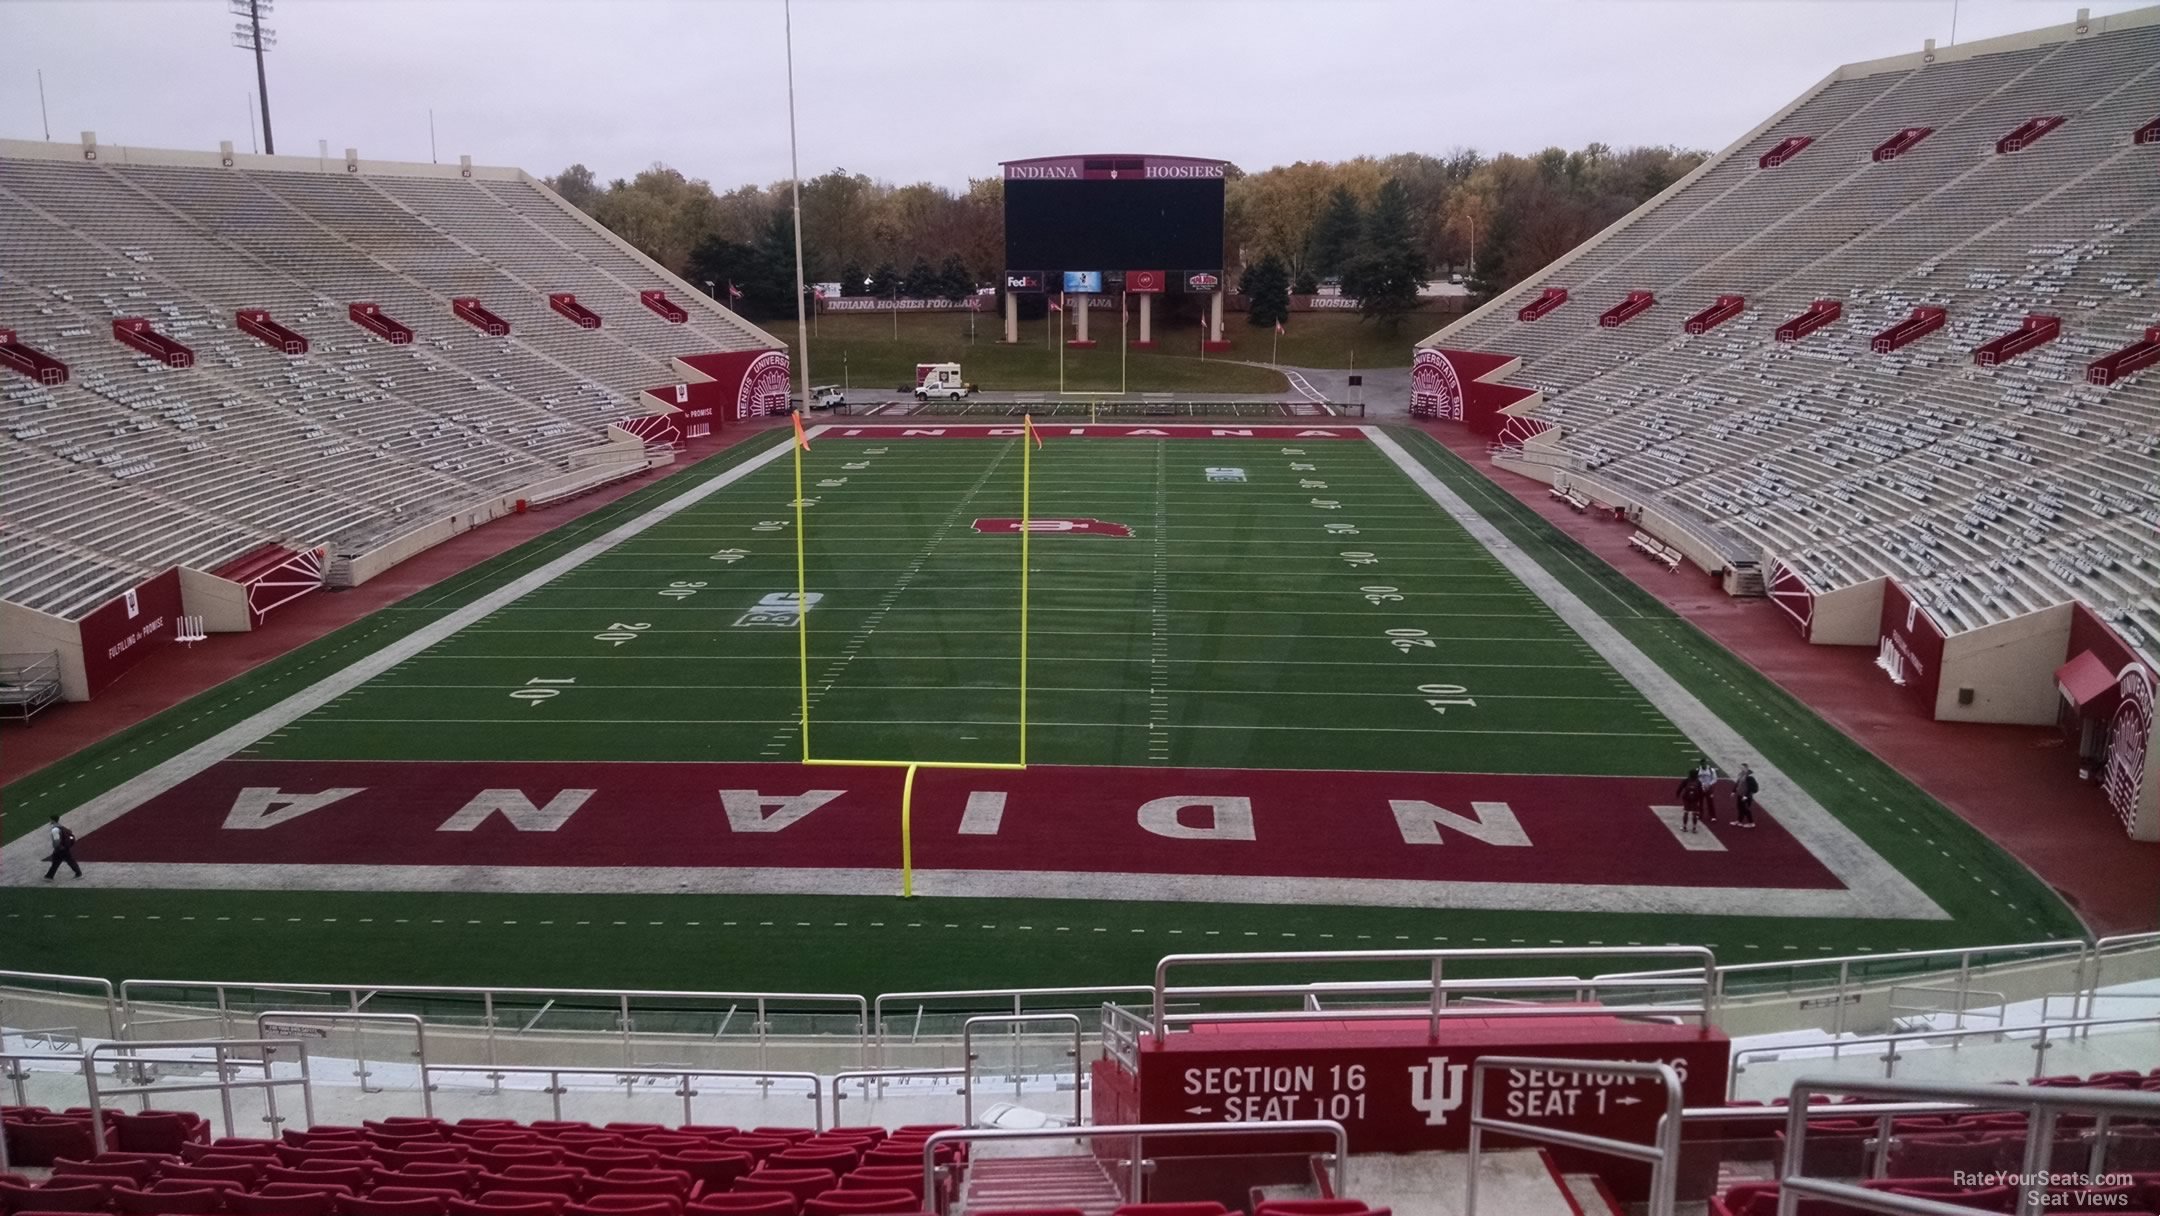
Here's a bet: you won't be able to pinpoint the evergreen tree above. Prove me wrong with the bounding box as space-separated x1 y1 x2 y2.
867 263 899 298
1242 254 1291 331
1293 269 1320 295
838 262 867 297
904 259 938 297
1345 179 1427 331
1308 186 1363 279
686 236 762 313
937 254 972 301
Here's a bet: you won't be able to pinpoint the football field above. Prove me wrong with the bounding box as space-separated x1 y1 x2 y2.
0 424 2084 993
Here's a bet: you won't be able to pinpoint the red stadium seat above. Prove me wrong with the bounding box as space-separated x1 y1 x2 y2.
476 1177 580 1201
2 1120 101 1167
52 1158 159 1185
585 1172 692 1202
0 1181 113 1215
450 1200 565 1216
802 1189 917 1216
501 1168 587 1185
112 1111 210 1154
1255 1203 1369 1216
1112 1205 1228 1216
380 1145 468 1169
747 1133 814 1146
715 1141 788 1167
688 1195 796 1216
732 1173 834 1207
564 1152 657 1175
167 1164 269 1187
768 1149 856 1176
567 1200 680 1216
258 1183 360 1199
229 1193 343 1216
113 1184 228 1215
152 1180 247 1198
661 1153 752 1195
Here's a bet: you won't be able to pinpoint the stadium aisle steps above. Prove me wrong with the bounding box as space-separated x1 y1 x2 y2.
958 1155 1123 1216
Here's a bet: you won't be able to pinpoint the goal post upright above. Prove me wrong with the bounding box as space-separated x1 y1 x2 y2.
791 425 1036 895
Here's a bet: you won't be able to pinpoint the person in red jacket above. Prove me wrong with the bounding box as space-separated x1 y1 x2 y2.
1676 770 1707 833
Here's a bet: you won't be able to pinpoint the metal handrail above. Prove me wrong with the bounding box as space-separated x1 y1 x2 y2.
0 1051 99 1171
1776 1077 2160 1216
1728 1012 2160 1098
829 1066 966 1125
1149 947 1717 1044
1 968 121 1040
255 1010 428 1107
118 979 870 1073
919 1120 1348 1216
85 1038 316 1144
960 1013 1082 1128
1468 1056 1682 1216
416 1062 824 1128
2082 932 2160 1022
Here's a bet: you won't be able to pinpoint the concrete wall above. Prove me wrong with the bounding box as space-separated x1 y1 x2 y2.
1934 602 2075 724
1809 578 1888 647
178 567 253 633
0 600 87 701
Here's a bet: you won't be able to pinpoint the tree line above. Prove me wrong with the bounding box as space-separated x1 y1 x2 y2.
544 141 1704 330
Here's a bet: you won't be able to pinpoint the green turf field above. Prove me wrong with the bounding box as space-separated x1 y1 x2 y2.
0 426 2086 993
240 433 1692 776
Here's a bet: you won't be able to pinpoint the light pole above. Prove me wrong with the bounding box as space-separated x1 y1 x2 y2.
229 0 276 154
782 0 813 418
704 280 717 300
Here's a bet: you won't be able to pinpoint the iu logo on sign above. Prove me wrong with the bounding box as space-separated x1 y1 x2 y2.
1409 1057 1468 1126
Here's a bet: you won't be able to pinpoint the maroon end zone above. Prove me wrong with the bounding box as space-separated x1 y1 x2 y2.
78 759 1849 907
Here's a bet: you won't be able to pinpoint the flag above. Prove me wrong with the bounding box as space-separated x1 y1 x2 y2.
727 282 743 301
792 410 810 451
1274 320 1285 336
1049 296 1062 313
1024 413 1043 450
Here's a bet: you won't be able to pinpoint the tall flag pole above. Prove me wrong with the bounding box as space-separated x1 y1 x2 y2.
782 0 813 441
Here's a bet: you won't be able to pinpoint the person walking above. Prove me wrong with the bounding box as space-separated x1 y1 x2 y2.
1695 757 1722 824
1734 764 1759 828
43 816 81 880
1676 770 1706 833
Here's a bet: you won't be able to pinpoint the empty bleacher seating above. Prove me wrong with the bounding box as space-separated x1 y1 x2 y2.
0 145 779 627
1423 12 2160 657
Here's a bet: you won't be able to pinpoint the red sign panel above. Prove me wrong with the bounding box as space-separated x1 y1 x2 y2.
1126 270 1166 294
77 568 182 697
1115 1018 1729 1154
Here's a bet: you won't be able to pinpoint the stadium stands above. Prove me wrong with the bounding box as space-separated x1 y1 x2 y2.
0 138 784 698
1419 10 2160 653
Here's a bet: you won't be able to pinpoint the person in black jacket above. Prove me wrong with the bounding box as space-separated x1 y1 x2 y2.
1734 764 1760 828
43 816 81 879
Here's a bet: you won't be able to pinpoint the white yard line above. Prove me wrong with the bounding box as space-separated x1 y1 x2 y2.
1363 426 1944 921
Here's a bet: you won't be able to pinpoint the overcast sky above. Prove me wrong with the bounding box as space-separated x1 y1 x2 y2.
5 0 2148 190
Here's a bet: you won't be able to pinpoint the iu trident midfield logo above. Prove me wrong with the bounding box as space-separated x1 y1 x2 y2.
1409 1057 1468 1126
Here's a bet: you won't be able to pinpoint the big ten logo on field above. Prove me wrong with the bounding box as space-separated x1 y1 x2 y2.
972 518 1134 537
1204 467 1246 482
734 592 822 628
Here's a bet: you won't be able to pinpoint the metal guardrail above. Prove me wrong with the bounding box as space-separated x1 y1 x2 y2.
1148 947 1718 1045
118 979 869 1072
960 1013 1082 1128
1467 1057 1683 1216
918 1120 1349 1216
829 1066 966 1125
254 1009 427 1098
1728 1013 2160 1098
85 1038 316 1144
872 985 1153 1052
416 1063 825 1128
1 968 120 1040
1775 1076 2160 1216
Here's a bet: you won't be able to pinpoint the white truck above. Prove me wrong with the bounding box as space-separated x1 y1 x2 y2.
913 362 975 401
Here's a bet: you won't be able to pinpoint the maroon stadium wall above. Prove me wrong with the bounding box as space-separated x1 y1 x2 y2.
1876 580 1946 713
78 568 183 697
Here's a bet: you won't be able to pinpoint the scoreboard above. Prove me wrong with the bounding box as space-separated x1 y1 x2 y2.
1002 154 1227 291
